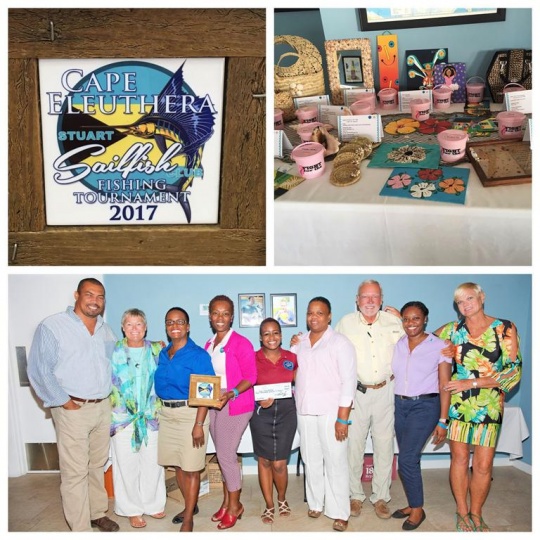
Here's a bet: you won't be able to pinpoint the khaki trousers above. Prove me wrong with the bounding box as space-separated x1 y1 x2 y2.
51 399 111 531
348 380 395 504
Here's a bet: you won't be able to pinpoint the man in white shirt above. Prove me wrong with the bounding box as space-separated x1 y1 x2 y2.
335 280 403 520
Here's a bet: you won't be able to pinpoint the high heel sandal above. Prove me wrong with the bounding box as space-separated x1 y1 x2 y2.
455 512 474 532
469 513 490 532
217 506 244 530
261 507 275 524
278 500 291 517
211 507 227 522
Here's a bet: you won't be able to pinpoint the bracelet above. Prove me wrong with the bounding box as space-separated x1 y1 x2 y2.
437 422 449 430
336 418 352 425
439 418 448 424
195 421 204 426
231 388 239 399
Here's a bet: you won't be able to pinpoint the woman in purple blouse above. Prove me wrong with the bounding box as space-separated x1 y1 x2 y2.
390 301 452 531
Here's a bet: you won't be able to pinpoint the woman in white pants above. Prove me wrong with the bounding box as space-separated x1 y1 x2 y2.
110 308 166 528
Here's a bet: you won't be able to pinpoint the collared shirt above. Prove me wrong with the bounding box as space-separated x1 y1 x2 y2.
292 326 357 416
335 310 404 385
27 306 117 408
255 348 297 385
392 333 451 396
154 338 215 400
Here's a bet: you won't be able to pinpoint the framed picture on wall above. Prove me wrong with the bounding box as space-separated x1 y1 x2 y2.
238 294 265 327
359 8 506 31
342 55 363 84
270 294 297 327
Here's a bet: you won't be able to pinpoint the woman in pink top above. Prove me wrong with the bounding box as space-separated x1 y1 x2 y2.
390 301 452 531
204 295 257 530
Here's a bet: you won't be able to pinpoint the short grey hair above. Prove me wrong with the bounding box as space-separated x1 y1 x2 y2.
357 279 383 297
121 308 147 327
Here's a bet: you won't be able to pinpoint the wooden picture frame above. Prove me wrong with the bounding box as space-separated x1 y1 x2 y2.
466 140 531 187
8 8 265 266
188 374 222 407
358 8 506 31
270 294 297 327
238 294 265 328
325 38 374 105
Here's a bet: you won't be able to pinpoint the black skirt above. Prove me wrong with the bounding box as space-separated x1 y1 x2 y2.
249 397 297 461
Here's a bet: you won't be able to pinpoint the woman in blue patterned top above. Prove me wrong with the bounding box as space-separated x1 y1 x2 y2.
110 308 166 528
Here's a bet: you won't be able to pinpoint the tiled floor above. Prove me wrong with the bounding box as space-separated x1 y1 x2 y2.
9 466 531 533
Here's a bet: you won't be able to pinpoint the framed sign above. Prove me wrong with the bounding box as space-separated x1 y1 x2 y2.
39 58 225 226
188 374 222 407
238 294 265 328
8 8 265 265
359 8 506 31
270 294 297 327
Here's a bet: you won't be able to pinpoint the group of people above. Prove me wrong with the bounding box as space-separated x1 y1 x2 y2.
27 277 522 533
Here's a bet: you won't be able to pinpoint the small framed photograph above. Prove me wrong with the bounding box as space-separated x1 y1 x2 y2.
238 294 265 328
342 55 363 84
270 294 297 327
188 375 222 407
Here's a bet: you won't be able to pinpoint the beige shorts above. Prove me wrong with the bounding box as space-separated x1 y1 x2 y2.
157 405 209 471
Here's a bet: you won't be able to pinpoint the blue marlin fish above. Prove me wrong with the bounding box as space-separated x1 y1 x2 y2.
109 62 216 222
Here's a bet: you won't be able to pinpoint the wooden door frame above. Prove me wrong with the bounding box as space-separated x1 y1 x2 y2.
8 8 266 265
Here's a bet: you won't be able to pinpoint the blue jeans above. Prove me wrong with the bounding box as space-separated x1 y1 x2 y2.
394 395 439 508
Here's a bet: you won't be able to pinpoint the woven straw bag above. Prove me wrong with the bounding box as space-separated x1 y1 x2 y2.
274 35 325 121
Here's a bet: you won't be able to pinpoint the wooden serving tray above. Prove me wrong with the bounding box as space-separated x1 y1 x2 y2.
466 139 532 187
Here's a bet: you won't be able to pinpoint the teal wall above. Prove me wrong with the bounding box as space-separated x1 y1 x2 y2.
103 273 531 467
275 8 532 92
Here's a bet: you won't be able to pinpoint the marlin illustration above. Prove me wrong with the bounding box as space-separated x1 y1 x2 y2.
106 62 216 222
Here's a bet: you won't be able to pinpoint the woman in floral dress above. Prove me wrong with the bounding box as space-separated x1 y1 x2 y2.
436 283 522 532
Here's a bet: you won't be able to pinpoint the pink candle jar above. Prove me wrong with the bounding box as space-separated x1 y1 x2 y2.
274 108 284 130
432 85 452 110
377 88 398 110
295 105 319 124
466 76 485 103
351 93 376 113
503 83 525 94
410 98 430 121
291 142 326 179
496 111 526 140
437 129 469 163
297 122 324 142
350 100 373 115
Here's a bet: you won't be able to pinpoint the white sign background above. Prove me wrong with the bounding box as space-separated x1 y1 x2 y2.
39 58 224 225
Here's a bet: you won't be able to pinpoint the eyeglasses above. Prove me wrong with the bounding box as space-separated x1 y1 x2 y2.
165 319 187 326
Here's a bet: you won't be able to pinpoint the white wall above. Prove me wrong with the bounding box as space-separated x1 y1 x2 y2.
8 274 104 476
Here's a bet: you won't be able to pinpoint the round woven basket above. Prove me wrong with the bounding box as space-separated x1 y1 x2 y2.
274 35 325 121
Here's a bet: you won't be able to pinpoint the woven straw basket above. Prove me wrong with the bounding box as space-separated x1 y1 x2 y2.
274 35 325 121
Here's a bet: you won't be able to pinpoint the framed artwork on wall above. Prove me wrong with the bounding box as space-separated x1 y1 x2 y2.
359 8 506 31
270 294 297 327
238 294 265 327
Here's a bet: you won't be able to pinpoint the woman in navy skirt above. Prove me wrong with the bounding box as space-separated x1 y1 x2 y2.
249 318 298 524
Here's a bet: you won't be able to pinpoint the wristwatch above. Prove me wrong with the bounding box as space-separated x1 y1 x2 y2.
472 380 478 388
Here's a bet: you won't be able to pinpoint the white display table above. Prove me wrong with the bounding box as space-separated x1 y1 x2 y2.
274 105 531 266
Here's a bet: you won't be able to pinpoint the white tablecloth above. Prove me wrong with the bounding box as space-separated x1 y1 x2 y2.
207 406 528 460
275 159 531 266
274 101 531 266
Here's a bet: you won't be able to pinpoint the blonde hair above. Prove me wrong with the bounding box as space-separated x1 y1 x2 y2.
453 282 484 302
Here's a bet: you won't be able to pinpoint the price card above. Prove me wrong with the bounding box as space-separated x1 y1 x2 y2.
274 130 293 158
337 115 383 143
319 105 352 128
293 95 330 108
343 88 376 107
504 89 532 114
